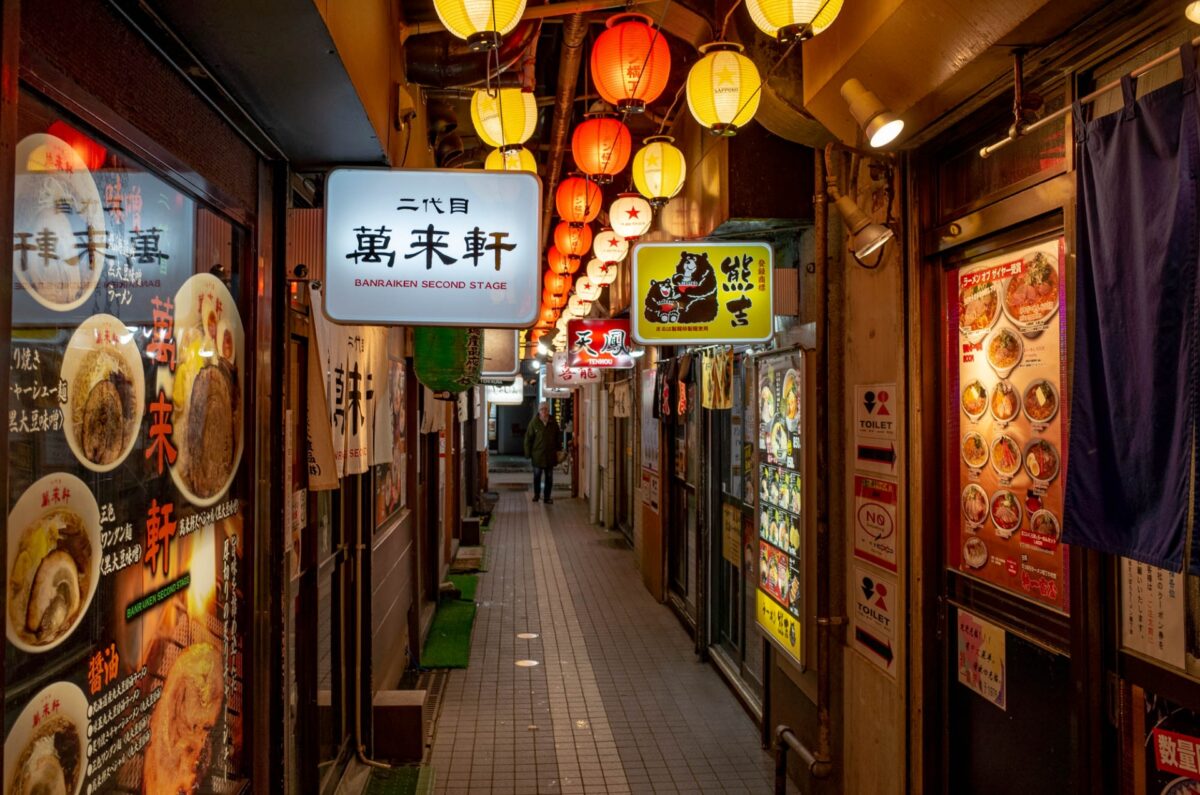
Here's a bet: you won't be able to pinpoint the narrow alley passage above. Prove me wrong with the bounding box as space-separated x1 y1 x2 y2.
428 489 785 794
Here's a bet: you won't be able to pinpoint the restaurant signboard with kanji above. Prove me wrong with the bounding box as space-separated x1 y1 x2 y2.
631 241 773 345
324 168 542 327
567 319 634 368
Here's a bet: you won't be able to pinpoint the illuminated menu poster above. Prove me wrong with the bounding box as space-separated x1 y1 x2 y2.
947 238 1069 614
755 350 805 664
5 124 247 793
375 333 408 527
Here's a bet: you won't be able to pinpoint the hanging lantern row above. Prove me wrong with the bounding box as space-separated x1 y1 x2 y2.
432 0 528 49
609 193 652 239
553 221 593 259
593 228 629 262
485 145 537 173
556 175 602 226
632 136 686 207
471 88 537 149
590 13 671 112
686 43 762 136
571 114 632 183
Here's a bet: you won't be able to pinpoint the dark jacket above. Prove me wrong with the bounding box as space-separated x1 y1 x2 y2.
524 415 561 468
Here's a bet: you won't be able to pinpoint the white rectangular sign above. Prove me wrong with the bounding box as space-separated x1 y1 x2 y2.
485 377 525 406
482 328 520 377
854 383 899 475
324 168 542 326
852 565 897 677
547 351 601 388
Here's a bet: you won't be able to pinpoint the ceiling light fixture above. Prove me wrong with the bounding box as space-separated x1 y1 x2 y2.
840 78 904 148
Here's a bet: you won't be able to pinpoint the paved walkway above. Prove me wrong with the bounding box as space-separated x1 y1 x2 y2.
429 489 785 794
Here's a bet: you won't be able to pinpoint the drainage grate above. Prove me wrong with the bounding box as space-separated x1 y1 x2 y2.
415 668 449 761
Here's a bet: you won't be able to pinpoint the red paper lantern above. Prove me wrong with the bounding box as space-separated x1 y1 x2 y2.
545 271 572 294
571 115 632 182
554 222 593 258
539 306 560 325
590 14 671 113
548 246 582 275
543 289 568 309
555 175 602 225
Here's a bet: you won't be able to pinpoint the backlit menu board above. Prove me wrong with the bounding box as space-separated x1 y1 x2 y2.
946 238 1069 614
755 350 806 664
5 117 248 793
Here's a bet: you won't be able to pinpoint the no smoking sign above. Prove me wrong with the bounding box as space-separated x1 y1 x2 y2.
854 475 898 571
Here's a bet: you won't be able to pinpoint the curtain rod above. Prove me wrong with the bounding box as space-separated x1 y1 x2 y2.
980 36 1200 158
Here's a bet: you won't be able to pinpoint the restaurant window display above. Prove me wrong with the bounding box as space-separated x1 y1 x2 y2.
5 98 250 793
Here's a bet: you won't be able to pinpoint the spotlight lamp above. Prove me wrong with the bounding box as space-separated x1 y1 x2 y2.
840 78 904 148
743 0 843 43
832 194 893 266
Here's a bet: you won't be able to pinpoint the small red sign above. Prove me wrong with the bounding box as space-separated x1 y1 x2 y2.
1153 727 1200 780
567 319 634 369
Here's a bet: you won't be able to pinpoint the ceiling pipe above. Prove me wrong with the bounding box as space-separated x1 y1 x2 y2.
541 13 588 237
404 20 541 88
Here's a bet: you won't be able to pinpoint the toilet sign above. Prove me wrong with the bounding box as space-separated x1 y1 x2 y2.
853 565 897 677
854 476 898 571
854 383 898 474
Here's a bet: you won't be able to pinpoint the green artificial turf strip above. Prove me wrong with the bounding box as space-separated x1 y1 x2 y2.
365 765 420 795
420 599 476 669
448 574 478 602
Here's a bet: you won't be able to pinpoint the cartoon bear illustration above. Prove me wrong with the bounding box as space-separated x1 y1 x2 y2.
670 251 719 322
643 278 682 323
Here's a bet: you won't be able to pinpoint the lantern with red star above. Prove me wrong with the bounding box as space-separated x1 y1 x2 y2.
609 193 652 238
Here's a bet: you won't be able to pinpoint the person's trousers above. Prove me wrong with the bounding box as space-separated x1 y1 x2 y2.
533 465 553 501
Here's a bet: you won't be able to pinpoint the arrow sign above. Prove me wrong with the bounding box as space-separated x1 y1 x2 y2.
857 443 897 466
855 626 894 666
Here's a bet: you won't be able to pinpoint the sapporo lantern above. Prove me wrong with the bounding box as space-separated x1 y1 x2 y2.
592 228 630 262
414 327 483 394
632 136 687 207
548 247 580 275
571 114 632 183
553 221 593 259
432 0 528 49
575 276 603 302
609 193 653 238
587 257 618 286
686 43 762 136
555 175 602 226
744 0 842 43
485 145 538 172
590 13 671 112
471 88 537 149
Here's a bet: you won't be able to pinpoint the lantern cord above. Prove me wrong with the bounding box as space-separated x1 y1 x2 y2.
718 0 744 40
657 82 687 135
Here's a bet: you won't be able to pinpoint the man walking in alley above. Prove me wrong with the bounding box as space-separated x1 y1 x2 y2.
525 402 561 504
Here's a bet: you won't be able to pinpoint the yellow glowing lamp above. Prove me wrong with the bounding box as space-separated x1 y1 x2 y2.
686 43 761 137
743 0 842 43
432 0 528 50
485 146 538 172
592 228 629 262
471 88 538 148
632 136 686 208
609 193 653 238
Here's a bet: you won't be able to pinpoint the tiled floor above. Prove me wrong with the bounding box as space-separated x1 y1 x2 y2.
429 488 790 794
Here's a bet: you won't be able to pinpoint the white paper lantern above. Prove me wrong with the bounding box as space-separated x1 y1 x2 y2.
609 193 652 238
592 228 630 262
567 294 592 316
587 257 619 286
575 276 603 302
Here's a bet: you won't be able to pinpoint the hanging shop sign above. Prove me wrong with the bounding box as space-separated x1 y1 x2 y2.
852 565 898 677
567 318 634 368
755 349 809 666
1121 559 1185 670
486 377 525 406
412 326 483 397
547 350 601 388
631 241 773 345
482 328 520 377
5 130 250 792
323 168 542 327
947 238 1069 614
956 609 1007 710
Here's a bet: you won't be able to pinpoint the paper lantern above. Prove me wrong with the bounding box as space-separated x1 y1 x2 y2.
432 0 528 48
471 88 537 148
548 247 581 275
686 43 761 136
543 289 568 309
567 294 592 316
555 175 602 225
554 222 593 259
592 228 629 262
590 13 671 112
609 193 653 238
571 114 632 182
743 0 842 43
575 276 602 302
632 136 686 207
587 257 619 286
545 270 572 294
539 306 560 325
414 327 482 393
485 146 538 172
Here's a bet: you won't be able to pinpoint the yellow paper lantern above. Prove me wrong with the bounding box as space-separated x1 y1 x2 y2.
433 0 528 49
485 146 538 172
471 88 537 148
632 135 686 208
609 193 653 238
686 43 761 137
743 0 842 43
